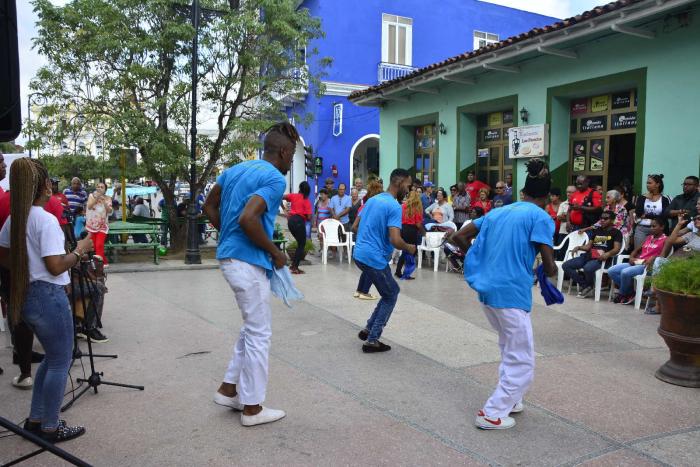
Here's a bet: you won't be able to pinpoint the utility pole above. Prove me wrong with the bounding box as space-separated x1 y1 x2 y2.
185 0 202 264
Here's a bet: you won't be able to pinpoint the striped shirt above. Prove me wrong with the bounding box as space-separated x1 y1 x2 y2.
63 188 88 214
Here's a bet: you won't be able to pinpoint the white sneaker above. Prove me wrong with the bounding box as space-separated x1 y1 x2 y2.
213 392 243 411
357 293 378 300
12 376 33 389
240 407 286 427
475 410 515 430
353 292 360 298
510 401 524 414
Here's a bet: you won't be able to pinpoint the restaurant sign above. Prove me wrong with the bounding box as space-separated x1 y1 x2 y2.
580 116 607 133
611 112 637 130
508 124 549 158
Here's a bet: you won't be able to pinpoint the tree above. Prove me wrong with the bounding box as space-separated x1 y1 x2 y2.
29 0 328 250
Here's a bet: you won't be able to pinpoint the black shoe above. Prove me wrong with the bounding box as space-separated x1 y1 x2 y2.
87 328 109 343
612 294 623 304
24 419 66 434
362 341 391 353
358 329 369 341
76 328 87 340
13 351 44 364
39 424 86 444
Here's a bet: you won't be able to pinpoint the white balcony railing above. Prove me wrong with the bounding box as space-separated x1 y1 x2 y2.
378 62 417 83
272 66 309 107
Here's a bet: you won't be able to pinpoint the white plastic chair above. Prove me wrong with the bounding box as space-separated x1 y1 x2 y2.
319 219 353 264
417 231 446 272
593 237 626 302
554 231 589 291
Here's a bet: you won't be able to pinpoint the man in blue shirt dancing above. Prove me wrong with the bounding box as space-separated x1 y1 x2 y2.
450 159 557 430
354 168 417 353
203 122 299 427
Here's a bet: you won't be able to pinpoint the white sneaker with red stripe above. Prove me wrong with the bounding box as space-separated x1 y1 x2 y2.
510 401 524 414
475 410 516 430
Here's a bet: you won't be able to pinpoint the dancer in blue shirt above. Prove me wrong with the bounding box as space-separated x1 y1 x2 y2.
451 159 557 430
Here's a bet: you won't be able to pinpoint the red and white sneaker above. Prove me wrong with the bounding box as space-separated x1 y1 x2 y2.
475 410 516 430
510 401 524 414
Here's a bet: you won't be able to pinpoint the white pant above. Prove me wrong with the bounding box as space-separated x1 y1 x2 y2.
220 259 272 406
482 305 535 418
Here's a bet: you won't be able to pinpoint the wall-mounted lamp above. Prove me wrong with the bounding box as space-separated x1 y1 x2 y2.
439 122 447 135
519 107 529 124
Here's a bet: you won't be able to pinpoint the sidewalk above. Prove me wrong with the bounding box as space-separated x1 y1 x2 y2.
1 260 698 466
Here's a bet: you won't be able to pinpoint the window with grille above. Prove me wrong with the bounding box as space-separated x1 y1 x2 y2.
473 30 499 50
382 14 413 66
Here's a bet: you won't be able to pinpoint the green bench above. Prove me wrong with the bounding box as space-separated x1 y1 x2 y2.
106 221 161 264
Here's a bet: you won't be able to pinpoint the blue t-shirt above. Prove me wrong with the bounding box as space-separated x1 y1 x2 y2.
353 192 402 269
216 160 286 270
465 201 554 312
74 215 86 239
492 194 513 209
329 194 352 224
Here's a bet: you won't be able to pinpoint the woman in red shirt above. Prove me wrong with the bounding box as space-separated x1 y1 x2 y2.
473 188 492 214
283 181 312 274
545 187 562 236
395 191 425 279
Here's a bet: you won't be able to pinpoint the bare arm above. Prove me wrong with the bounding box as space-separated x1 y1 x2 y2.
202 184 222 231
661 216 690 257
449 222 478 251
239 195 286 269
598 241 622 262
628 245 642 262
389 227 417 255
536 243 557 277
44 237 93 276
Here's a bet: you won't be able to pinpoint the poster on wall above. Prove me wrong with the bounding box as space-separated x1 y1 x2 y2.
580 116 607 133
508 124 549 158
570 99 588 115
488 112 502 127
591 95 609 113
573 155 586 172
573 140 586 157
611 112 637 130
484 129 501 142
477 148 489 158
611 91 631 109
503 110 513 124
333 103 343 137
590 139 605 171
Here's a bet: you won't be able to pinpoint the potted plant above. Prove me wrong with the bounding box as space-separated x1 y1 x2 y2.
287 239 315 262
652 255 700 387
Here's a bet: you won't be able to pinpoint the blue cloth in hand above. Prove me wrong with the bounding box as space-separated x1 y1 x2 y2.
536 264 564 306
400 252 416 280
270 266 304 308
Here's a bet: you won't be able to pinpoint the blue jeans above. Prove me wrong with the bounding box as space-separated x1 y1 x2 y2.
355 261 400 342
356 271 372 294
22 281 74 430
608 263 646 296
562 254 603 288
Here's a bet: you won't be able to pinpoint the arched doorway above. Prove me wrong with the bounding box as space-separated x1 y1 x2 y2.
287 138 307 194
350 134 380 186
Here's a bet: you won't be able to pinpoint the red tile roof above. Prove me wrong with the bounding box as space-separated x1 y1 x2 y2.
349 0 646 100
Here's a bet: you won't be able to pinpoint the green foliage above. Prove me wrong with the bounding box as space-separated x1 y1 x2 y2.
653 255 700 297
39 152 146 185
29 0 328 248
287 239 315 253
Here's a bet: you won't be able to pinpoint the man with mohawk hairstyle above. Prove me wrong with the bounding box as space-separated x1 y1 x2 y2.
450 159 558 430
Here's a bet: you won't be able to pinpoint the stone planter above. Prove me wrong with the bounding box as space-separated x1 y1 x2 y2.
654 287 700 387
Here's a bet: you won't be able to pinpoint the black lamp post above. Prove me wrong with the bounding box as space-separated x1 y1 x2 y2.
185 0 202 264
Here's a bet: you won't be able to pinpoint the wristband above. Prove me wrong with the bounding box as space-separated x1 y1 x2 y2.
72 250 82 262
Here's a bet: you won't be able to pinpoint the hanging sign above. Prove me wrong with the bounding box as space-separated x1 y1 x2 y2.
332 103 343 137
488 112 502 127
591 95 609 113
570 99 588 115
611 112 637 130
508 124 549 158
580 116 607 133
611 91 631 109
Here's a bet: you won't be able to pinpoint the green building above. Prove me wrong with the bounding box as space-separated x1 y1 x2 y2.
349 0 700 196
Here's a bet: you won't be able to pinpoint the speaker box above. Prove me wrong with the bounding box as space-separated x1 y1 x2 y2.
0 0 21 142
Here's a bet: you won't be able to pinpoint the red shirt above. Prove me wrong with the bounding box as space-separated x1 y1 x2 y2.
401 203 422 225
0 189 9 228
45 195 68 225
466 181 490 207
474 199 492 214
569 188 602 226
546 203 560 234
283 193 312 221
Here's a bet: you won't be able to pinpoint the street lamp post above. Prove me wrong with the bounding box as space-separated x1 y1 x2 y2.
185 0 202 264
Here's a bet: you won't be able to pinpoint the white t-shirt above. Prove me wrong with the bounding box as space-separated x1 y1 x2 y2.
557 201 570 234
640 198 663 226
0 206 70 285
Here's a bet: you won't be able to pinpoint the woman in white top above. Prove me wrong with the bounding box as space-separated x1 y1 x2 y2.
425 188 454 224
86 182 113 264
0 158 92 443
633 174 670 249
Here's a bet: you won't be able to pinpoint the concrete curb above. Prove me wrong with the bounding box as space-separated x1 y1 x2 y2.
107 263 220 274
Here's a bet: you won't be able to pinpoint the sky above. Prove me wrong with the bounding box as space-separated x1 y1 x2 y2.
13 0 605 146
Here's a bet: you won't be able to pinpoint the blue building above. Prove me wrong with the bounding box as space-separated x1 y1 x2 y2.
282 0 557 193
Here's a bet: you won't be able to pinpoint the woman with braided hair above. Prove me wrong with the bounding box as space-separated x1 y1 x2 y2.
0 158 93 443
450 158 558 430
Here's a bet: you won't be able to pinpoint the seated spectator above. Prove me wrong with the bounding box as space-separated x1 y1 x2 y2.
562 211 622 299
609 216 666 305
425 188 454 224
578 189 631 245
132 197 150 244
444 207 484 272
492 181 513 209
448 185 457 203
472 188 492 214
